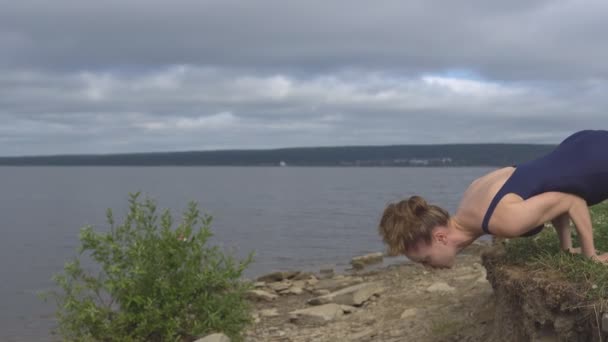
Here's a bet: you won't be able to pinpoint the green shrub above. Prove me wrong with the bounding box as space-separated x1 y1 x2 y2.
43 192 254 341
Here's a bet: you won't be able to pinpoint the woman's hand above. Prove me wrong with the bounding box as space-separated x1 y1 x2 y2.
591 253 608 264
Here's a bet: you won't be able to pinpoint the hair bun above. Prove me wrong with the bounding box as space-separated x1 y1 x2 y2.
407 195 429 216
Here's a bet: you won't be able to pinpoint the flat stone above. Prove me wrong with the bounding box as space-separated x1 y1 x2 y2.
476 269 488 283
280 286 304 295
306 276 319 286
251 312 261 324
400 308 418 319
308 282 384 306
194 333 230 342
351 252 384 267
259 308 279 317
351 261 365 270
426 282 456 293
246 289 278 302
289 303 354 325
293 272 315 280
454 274 478 281
314 276 364 292
257 272 287 282
472 262 484 271
349 327 376 341
319 267 335 279
312 289 331 296
256 271 300 282
291 280 306 288
268 281 292 292
341 305 357 313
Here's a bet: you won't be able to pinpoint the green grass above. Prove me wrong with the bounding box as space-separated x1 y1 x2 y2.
502 201 608 300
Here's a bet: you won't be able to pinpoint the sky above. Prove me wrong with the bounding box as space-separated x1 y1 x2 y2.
1 0 608 156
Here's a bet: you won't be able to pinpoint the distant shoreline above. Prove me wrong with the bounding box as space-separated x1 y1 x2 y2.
0 143 556 167
0 164 504 168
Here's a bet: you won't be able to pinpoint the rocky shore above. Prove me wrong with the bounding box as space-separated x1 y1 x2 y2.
241 240 495 342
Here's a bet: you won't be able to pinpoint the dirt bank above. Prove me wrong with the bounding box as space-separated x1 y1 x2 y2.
482 242 606 342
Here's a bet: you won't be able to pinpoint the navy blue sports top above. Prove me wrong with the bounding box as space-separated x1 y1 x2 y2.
482 129 608 237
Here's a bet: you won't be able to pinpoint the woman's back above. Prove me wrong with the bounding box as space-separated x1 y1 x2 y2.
474 129 608 235
455 166 518 234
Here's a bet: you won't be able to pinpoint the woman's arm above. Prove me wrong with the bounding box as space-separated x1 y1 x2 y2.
494 192 599 259
568 196 596 258
552 212 574 251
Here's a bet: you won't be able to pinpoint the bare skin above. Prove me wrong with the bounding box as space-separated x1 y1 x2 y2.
406 166 608 268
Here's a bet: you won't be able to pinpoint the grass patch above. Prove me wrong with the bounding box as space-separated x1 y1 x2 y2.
502 201 608 300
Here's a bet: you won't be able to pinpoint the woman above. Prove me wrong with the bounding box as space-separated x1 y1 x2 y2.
378 129 608 269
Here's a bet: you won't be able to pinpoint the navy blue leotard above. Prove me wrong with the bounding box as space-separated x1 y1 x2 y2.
482 129 608 237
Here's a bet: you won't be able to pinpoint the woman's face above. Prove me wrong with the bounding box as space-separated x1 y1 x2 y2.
405 235 457 269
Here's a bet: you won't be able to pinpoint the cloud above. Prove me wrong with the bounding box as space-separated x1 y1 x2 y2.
1 63 607 155
138 112 239 131
2 0 608 80
1 0 608 155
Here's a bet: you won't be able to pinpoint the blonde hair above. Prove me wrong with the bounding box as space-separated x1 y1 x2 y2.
378 195 450 256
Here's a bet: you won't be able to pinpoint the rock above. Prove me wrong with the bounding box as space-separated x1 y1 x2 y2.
340 305 357 313
194 333 230 342
349 327 375 341
256 271 286 282
289 303 354 325
246 290 278 302
268 281 292 292
280 286 304 295
253 281 266 288
476 269 488 283
256 271 300 282
426 282 456 293
259 308 279 317
283 271 301 279
351 252 384 268
251 312 261 324
308 282 384 306
400 308 418 319
314 276 364 292
306 276 319 286
319 267 335 279
351 262 365 270
291 280 306 288
312 289 331 296
293 272 315 280
454 274 478 281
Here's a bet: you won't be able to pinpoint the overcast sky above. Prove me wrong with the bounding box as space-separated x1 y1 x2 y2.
1 0 607 156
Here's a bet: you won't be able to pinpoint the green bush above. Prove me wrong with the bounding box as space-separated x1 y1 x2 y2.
43 193 254 341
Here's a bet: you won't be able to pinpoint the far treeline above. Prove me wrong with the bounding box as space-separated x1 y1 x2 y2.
0 144 557 166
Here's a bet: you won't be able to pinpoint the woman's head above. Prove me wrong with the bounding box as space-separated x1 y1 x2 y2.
378 195 457 269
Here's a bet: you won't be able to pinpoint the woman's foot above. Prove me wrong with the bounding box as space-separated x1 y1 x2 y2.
567 247 582 254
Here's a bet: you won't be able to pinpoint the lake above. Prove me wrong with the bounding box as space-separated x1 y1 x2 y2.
0 166 495 341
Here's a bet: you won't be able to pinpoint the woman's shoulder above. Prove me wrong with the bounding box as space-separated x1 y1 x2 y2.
458 166 522 234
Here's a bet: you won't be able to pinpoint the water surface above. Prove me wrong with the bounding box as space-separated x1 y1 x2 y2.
0 166 495 340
